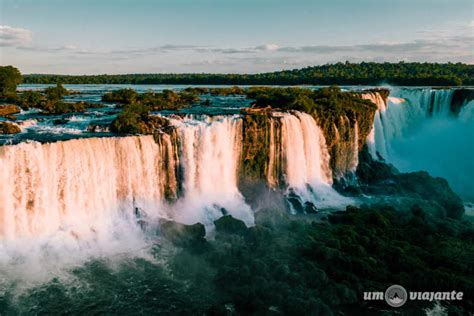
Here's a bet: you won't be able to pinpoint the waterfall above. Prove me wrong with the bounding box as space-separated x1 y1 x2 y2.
0 136 170 284
0 114 255 242
281 112 332 187
280 112 350 211
0 116 257 283
266 117 280 187
0 136 171 240
362 91 388 158
169 115 254 227
366 88 474 200
352 120 359 171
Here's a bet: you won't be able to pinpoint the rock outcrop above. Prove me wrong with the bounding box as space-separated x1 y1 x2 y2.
0 121 21 134
214 215 248 236
0 104 20 118
159 219 206 247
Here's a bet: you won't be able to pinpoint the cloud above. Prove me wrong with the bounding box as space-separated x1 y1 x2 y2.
0 25 32 46
5 19 472 74
255 43 279 51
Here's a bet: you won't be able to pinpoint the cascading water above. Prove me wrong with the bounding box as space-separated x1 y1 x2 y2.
0 116 256 283
362 91 388 158
0 136 168 284
266 118 279 187
169 115 254 227
280 111 351 211
0 135 171 240
367 88 474 201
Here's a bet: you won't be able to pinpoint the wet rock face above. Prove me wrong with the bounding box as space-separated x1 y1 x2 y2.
0 122 21 134
214 215 248 236
0 104 20 117
450 88 474 115
158 219 206 247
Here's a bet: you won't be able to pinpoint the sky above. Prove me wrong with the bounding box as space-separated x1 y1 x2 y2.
0 0 472 74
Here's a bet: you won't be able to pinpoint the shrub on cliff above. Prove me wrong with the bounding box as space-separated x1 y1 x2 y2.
111 103 170 134
44 83 69 101
246 86 376 118
102 88 138 104
111 103 150 134
16 90 45 109
209 86 245 96
46 101 86 115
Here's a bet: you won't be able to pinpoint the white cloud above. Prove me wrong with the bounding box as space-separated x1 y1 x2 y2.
0 25 32 46
256 43 279 51
4 20 472 74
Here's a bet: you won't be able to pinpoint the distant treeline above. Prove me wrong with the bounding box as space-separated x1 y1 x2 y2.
23 62 474 86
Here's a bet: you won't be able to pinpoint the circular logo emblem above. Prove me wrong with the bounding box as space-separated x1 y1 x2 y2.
385 285 407 307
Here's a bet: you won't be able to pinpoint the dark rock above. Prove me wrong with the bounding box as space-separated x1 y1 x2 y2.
0 122 21 134
286 195 304 214
450 88 474 115
304 201 318 214
53 118 69 125
214 215 248 236
286 196 304 214
159 219 206 247
356 147 398 185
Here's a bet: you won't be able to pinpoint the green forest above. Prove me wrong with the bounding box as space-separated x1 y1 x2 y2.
22 62 474 86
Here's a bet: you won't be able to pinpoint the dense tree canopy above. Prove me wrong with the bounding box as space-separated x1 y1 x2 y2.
0 65 22 100
22 62 474 86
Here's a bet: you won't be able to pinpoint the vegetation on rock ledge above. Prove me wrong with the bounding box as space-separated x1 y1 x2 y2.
111 103 170 134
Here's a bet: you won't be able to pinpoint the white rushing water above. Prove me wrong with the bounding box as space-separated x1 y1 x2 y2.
169 115 254 227
366 88 474 200
280 112 351 210
0 136 169 240
0 115 256 284
0 136 166 284
0 115 255 240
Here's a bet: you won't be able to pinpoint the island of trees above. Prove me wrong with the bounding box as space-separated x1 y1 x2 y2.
22 62 474 86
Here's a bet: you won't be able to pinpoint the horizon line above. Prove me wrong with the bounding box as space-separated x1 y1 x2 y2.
18 61 473 77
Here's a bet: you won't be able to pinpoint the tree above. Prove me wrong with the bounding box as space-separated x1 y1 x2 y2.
0 65 22 100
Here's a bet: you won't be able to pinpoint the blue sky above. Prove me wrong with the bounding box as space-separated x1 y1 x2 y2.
0 0 472 74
